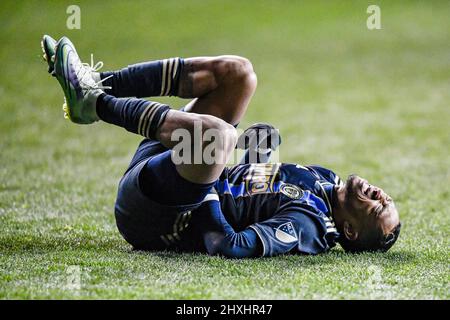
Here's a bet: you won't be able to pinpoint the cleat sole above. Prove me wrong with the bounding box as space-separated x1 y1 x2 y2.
40 40 48 62
41 36 56 75
62 99 72 120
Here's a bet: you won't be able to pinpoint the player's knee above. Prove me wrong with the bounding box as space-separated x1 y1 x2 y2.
214 56 257 85
221 122 238 155
200 115 237 157
228 56 255 79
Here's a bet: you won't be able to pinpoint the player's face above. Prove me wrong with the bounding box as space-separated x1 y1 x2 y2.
343 175 399 236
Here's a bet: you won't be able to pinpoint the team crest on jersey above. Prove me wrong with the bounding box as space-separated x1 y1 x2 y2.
280 183 303 200
275 222 298 243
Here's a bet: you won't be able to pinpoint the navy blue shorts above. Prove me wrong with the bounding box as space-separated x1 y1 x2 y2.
114 139 214 250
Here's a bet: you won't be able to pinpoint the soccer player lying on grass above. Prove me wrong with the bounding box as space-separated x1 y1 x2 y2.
41 35 401 258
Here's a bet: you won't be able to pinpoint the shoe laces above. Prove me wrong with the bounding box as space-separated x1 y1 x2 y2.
74 53 112 93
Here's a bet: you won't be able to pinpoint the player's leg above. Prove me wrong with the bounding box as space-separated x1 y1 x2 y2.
98 56 257 126
42 35 257 126
96 94 237 184
177 56 257 126
98 58 184 98
97 56 257 182
154 110 237 184
51 37 237 186
53 36 252 189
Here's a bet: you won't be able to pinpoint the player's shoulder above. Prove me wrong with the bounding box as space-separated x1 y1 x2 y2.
277 163 339 183
279 163 333 174
278 205 336 254
304 164 341 185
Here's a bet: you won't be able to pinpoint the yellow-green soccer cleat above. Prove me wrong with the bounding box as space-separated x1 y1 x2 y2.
53 36 111 124
41 34 57 75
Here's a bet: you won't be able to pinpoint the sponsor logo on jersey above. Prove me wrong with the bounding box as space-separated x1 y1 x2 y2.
275 222 298 243
245 163 280 196
251 182 269 193
280 183 303 200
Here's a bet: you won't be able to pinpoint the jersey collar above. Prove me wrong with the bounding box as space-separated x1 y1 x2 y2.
315 181 336 217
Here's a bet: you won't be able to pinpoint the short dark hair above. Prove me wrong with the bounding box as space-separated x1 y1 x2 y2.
339 222 402 253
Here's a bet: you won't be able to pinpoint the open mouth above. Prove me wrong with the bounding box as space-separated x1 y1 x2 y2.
361 182 382 200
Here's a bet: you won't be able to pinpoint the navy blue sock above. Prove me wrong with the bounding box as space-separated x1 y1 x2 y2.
96 93 170 139
100 58 184 98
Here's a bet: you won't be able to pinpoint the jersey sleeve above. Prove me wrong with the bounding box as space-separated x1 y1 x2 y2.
194 193 262 258
308 165 343 186
249 207 330 256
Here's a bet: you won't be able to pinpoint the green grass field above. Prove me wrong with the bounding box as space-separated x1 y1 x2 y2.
0 0 449 299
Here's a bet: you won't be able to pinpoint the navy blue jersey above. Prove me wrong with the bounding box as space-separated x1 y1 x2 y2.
173 163 342 256
218 163 341 255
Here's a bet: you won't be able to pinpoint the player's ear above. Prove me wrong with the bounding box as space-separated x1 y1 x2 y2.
343 221 358 241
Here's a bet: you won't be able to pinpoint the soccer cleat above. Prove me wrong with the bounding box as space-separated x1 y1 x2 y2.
41 35 57 75
53 36 111 124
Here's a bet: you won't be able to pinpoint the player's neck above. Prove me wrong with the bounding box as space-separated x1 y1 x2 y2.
332 185 346 232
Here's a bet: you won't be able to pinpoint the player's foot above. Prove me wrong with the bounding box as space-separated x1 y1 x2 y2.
41 35 57 75
53 36 111 124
